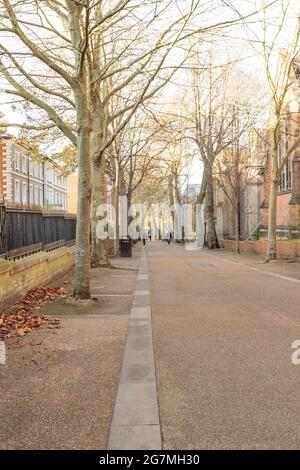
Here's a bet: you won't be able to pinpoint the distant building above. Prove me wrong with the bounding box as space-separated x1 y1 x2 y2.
182 184 200 204
0 134 68 211
67 171 114 215
214 140 265 240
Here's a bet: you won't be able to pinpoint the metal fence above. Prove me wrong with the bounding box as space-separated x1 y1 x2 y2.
0 204 7 255
0 204 76 259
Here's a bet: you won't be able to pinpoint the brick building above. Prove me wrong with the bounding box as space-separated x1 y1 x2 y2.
0 133 68 211
260 110 300 239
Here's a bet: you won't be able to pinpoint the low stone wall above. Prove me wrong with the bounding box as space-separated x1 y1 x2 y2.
220 238 300 259
0 246 75 309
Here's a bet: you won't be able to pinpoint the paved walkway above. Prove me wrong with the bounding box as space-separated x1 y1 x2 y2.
147 242 300 449
0 247 141 449
2 241 300 450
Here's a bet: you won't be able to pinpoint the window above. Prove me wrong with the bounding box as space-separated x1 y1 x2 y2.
278 119 292 192
35 186 38 204
15 179 20 202
15 154 20 172
39 187 43 206
22 156 27 174
29 184 33 204
22 182 27 204
29 160 33 176
279 158 292 192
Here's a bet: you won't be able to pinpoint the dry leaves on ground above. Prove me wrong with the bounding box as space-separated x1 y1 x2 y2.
0 287 68 340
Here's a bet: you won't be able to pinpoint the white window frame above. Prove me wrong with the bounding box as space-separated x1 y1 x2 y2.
22 156 27 174
34 185 39 204
15 179 20 202
29 160 33 176
39 187 43 206
22 182 27 204
15 154 20 172
29 184 33 204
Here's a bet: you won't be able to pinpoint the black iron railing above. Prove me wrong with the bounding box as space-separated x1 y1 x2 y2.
0 204 76 260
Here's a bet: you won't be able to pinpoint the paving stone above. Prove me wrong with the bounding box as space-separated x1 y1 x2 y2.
108 425 161 450
135 290 150 296
133 297 150 308
126 333 153 351
131 306 151 318
120 362 156 383
128 320 152 336
136 280 150 291
123 345 155 365
111 382 159 426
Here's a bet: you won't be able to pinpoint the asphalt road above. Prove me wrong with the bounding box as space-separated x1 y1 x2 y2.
147 242 300 450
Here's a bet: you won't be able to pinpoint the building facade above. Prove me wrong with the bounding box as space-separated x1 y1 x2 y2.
260 111 300 238
0 135 68 211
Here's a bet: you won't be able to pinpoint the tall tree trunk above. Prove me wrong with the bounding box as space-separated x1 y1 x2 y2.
168 174 175 234
235 184 241 253
114 162 120 256
197 170 207 204
91 157 109 266
73 92 92 299
204 162 219 249
266 172 278 260
195 168 207 247
235 208 240 254
266 131 279 261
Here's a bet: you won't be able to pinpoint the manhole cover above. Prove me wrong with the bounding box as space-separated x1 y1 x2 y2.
190 263 216 269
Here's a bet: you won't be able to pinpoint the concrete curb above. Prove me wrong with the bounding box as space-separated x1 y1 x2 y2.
108 248 161 450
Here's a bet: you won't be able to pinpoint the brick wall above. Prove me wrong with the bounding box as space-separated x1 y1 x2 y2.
221 238 300 259
0 246 75 309
277 193 291 226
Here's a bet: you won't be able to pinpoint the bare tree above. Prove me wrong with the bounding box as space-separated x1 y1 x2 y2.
259 0 300 259
186 53 245 249
215 117 264 253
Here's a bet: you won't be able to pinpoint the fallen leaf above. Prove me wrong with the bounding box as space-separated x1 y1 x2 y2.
16 328 26 337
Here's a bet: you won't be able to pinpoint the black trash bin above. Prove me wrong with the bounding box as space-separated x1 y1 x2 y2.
119 238 132 257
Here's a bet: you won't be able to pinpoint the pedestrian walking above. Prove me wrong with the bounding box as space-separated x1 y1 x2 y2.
166 231 172 245
141 229 147 246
